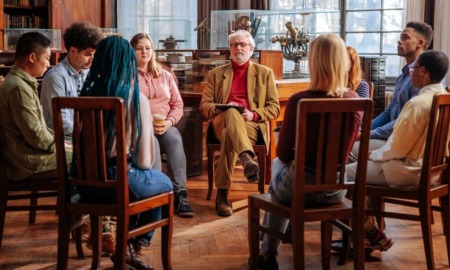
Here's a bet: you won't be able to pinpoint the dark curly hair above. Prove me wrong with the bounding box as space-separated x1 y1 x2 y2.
406 21 434 49
63 21 104 50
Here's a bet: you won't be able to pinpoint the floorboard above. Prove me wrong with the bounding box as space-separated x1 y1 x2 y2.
1 163 449 269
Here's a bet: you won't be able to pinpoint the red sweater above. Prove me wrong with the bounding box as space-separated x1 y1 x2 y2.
226 60 260 121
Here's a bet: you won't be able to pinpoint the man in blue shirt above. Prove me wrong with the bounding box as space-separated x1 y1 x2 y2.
40 21 103 135
350 21 434 159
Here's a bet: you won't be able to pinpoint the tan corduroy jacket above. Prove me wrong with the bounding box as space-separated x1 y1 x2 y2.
199 61 280 149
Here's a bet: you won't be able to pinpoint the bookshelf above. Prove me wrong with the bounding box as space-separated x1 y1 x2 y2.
0 0 114 50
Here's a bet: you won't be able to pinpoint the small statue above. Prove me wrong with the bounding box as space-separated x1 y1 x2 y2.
159 35 188 50
271 21 313 74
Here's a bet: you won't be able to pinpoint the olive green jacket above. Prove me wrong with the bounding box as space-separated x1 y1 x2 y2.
0 66 57 180
199 61 280 149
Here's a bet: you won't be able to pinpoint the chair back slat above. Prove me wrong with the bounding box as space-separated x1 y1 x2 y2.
294 98 373 209
421 94 450 190
53 97 128 196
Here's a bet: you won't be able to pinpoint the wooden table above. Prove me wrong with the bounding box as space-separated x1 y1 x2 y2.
180 78 310 183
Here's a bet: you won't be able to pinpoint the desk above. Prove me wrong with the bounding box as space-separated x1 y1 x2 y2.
180 78 310 182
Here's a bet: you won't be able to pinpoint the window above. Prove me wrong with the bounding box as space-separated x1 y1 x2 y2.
270 0 404 77
117 0 197 49
344 0 403 77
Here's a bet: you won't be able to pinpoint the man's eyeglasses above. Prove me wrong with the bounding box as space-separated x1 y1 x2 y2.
409 65 423 74
229 42 251 48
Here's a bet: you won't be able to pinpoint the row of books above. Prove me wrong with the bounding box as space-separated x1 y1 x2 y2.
3 14 46 28
4 0 46 7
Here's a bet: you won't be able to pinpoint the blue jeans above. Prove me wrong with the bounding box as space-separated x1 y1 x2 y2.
84 164 172 246
126 166 173 246
157 126 187 193
261 158 346 255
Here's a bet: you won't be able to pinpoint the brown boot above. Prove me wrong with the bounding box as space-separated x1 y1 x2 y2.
239 152 259 182
110 239 154 270
216 188 233 217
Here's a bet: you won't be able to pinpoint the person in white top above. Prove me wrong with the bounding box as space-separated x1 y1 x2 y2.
344 50 449 256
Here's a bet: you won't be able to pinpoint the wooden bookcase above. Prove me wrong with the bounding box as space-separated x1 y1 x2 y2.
0 0 113 50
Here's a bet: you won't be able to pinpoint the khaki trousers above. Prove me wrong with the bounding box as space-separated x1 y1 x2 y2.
211 109 260 189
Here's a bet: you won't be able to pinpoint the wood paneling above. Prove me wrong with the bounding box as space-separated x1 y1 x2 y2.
49 0 112 50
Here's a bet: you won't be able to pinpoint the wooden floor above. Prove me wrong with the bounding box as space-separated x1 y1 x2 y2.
1 163 450 270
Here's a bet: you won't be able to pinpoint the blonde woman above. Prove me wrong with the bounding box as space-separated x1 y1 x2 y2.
130 33 193 218
258 34 362 269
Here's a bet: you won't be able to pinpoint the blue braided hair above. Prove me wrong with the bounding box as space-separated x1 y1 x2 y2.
80 35 141 164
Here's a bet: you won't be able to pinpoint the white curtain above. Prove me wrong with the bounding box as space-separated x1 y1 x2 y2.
404 0 424 24
434 0 450 85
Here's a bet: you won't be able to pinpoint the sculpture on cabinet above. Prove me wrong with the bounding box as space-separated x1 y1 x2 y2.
159 35 187 50
271 21 313 75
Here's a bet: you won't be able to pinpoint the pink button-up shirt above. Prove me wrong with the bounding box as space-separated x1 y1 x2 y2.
138 69 184 125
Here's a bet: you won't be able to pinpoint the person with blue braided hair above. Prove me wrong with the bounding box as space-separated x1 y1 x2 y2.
79 35 173 270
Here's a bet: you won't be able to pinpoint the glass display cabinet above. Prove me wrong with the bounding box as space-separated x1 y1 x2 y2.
148 19 192 49
100 28 134 41
210 9 339 78
3 28 61 50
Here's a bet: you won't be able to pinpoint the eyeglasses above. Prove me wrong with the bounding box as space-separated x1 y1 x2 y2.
229 42 251 48
409 65 422 74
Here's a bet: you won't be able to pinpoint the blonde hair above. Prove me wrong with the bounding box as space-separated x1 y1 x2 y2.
307 34 348 96
346 46 362 91
130 33 163 78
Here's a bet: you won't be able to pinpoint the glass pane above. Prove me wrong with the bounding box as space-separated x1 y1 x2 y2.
346 11 381 32
382 32 401 54
346 33 381 54
347 0 381 10
384 0 403 9
385 55 403 77
304 0 339 9
383 10 403 31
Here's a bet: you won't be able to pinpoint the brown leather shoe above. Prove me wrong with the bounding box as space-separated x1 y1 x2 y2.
216 188 232 217
110 239 153 270
239 152 259 182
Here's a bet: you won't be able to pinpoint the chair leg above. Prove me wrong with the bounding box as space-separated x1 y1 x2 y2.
57 212 72 270
439 196 450 266
248 196 261 270
257 150 266 194
206 146 215 200
419 203 435 270
161 202 173 270
90 215 102 270
0 183 8 249
293 221 306 270
28 191 38 224
337 221 350 266
71 214 87 259
352 217 365 270
369 195 385 230
114 215 128 270
321 221 332 270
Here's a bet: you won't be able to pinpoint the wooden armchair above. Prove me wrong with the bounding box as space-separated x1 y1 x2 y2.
366 93 450 270
248 98 373 269
52 97 174 270
206 124 266 200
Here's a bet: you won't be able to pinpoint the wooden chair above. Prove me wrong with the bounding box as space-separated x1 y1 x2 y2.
0 160 58 249
52 97 174 270
0 139 86 258
249 98 373 270
368 81 374 100
206 124 266 200
365 93 450 270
